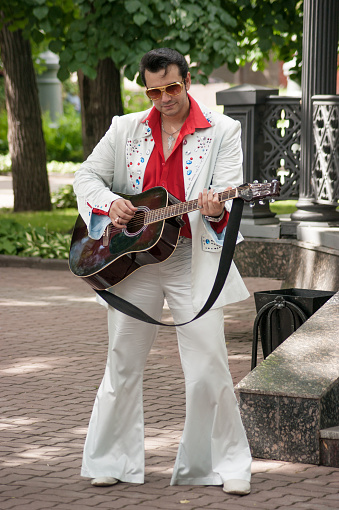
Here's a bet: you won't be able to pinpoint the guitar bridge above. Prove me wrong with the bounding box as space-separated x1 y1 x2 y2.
102 226 109 246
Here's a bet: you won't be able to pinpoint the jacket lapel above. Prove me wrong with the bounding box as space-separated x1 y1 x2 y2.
182 102 215 199
125 119 154 193
182 130 214 199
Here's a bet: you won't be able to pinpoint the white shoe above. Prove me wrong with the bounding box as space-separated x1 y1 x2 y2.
91 477 118 486
223 479 251 495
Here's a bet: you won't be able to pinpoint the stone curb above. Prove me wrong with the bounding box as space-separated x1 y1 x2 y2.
0 254 69 270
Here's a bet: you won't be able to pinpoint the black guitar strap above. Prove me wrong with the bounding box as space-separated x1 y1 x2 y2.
95 198 244 327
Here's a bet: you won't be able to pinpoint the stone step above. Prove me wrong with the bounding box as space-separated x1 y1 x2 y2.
320 426 339 467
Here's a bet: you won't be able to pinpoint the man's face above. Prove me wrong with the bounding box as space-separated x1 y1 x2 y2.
144 64 191 118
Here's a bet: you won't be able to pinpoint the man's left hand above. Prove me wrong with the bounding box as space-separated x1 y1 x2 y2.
198 188 228 218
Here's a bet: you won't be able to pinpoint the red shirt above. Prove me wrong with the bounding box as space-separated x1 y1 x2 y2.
142 95 228 237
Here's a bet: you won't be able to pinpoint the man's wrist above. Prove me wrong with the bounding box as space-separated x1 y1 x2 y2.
204 210 225 222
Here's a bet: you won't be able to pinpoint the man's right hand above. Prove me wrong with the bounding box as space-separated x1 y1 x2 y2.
109 198 138 229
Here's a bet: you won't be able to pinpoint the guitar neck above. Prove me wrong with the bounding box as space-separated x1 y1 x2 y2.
145 187 239 224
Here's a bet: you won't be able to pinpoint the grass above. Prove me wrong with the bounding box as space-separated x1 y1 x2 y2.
0 208 79 233
269 200 297 215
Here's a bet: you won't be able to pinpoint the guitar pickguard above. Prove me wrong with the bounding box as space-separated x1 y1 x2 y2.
123 206 150 237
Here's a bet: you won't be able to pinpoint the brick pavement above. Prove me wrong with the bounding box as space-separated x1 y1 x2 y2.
0 266 338 510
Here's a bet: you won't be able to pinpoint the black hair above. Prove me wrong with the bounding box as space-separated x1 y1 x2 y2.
139 48 189 86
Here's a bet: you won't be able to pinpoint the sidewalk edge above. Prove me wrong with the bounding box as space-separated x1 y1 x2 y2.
0 255 69 270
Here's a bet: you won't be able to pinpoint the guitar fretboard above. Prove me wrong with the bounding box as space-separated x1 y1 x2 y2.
145 188 238 224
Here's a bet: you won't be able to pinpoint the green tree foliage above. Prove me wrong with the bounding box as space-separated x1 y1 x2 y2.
53 0 241 84
56 0 303 84
1 0 304 85
234 0 303 82
66 1 303 83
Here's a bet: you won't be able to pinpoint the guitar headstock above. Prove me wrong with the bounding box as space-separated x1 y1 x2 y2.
238 180 280 202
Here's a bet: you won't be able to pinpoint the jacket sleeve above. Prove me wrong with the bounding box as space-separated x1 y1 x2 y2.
209 118 243 213
73 117 122 238
202 117 244 247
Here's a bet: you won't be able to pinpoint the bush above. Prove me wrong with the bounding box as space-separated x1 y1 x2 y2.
123 89 151 114
0 153 11 173
0 102 83 162
0 156 80 176
47 160 80 174
0 107 8 154
43 103 83 162
51 184 77 209
0 219 71 259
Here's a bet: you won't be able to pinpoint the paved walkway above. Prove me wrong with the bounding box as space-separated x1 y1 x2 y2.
0 174 75 209
0 266 338 510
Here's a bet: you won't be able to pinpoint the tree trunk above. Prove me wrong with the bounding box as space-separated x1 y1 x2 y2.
0 21 51 211
78 58 123 159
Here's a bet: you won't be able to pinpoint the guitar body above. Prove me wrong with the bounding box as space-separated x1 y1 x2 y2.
69 187 182 290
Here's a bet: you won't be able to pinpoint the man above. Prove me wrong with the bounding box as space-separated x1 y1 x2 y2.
73 48 252 496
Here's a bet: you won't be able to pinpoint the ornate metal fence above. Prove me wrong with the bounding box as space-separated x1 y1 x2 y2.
254 95 339 205
259 97 301 200
217 87 339 207
312 96 339 204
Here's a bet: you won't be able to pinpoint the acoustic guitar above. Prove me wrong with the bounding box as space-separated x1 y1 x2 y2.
68 181 280 290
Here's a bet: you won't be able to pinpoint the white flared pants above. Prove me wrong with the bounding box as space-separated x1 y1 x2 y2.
81 240 252 485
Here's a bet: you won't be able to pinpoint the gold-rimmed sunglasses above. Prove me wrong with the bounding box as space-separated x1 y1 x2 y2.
145 81 185 100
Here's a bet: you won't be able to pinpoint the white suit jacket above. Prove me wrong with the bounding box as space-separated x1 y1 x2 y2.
73 99 249 311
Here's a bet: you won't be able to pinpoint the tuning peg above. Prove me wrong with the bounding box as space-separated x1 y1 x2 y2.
259 200 266 205
249 202 255 208
263 179 268 183
269 198 275 203
253 180 258 184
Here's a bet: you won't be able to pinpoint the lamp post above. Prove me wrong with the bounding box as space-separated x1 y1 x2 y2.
36 51 63 125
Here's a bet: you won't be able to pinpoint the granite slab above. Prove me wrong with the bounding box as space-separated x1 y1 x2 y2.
236 292 339 464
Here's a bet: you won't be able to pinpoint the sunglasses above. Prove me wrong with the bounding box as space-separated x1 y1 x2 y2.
145 81 185 100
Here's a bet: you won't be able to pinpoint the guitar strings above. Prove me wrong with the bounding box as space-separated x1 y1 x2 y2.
105 185 270 235
107 184 274 234
107 191 238 234
108 215 145 233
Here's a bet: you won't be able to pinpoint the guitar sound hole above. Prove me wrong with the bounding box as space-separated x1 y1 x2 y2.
125 210 146 235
